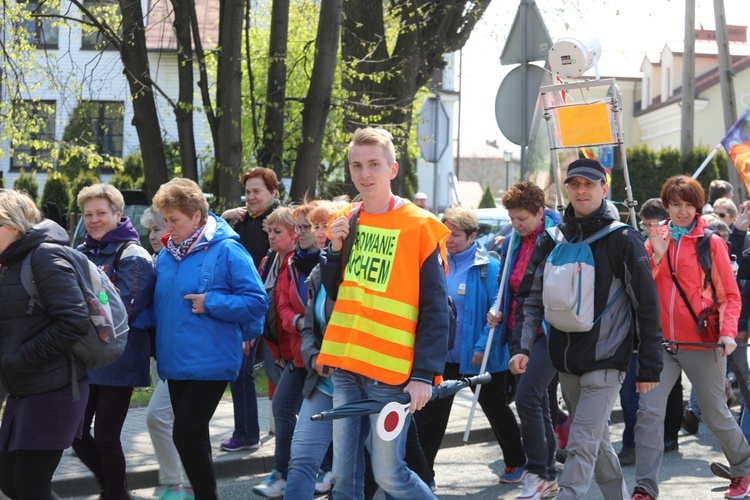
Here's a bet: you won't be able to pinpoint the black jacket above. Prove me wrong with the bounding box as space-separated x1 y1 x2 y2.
0 220 89 397
512 202 663 382
231 199 281 267
299 264 335 398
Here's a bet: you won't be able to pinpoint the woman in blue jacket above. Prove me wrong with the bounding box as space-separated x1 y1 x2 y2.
72 184 155 500
152 178 268 500
416 207 526 485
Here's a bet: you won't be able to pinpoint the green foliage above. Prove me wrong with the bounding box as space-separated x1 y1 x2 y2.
0 178 5 189
70 171 101 213
164 141 183 178
41 172 71 215
110 173 135 190
123 153 144 180
200 161 219 197
13 169 39 202
683 147 726 195
479 184 496 209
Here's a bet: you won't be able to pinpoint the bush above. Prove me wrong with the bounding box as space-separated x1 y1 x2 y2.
479 184 496 208
13 169 39 202
110 173 135 190
123 153 144 180
41 172 71 216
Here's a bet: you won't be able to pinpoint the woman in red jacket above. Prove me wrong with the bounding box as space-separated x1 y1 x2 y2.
632 175 750 500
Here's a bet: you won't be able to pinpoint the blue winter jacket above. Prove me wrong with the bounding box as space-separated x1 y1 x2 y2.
78 218 155 387
498 209 561 352
154 214 268 381
449 243 504 374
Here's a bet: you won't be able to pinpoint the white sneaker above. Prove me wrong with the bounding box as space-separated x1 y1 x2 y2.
252 470 286 498
542 479 559 498
516 472 545 500
314 470 333 494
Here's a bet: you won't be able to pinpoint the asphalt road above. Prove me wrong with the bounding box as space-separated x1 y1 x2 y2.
65 413 745 499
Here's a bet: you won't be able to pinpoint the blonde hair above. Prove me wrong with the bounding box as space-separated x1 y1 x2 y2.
266 206 295 230
152 178 209 223
441 207 479 236
77 184 125 214
0 189 41 234
307 200 350 225
348 127 396 166
713 197 737 217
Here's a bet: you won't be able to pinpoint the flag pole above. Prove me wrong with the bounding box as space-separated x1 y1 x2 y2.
463 228 517 443
691 143 723 179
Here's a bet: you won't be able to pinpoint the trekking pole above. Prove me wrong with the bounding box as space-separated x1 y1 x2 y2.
463 228 517 443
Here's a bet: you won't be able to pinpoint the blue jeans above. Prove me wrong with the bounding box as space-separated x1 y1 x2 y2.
271 362 306 477
229 341 260 442
284 388 333 499
619 356 639 449
331 369 436 500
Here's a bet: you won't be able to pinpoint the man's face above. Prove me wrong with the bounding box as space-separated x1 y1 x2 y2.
565 176 609 218
348 143 398 200
414 198 427 208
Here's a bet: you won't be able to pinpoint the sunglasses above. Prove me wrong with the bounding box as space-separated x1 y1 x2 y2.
715 212 729 219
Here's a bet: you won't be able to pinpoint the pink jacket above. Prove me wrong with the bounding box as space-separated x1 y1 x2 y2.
646 216 740 348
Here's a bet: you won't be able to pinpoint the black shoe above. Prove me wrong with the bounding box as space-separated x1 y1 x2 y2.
663 440 679 452
710 461 731 480
555 448 568 464
618 446 635 466
681 407 700 434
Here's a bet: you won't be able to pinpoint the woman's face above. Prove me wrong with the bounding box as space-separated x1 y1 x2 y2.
83 197 121 241
148 223 168 253
667 198 697 228
161 207 201 245
445 221 474 256
508 207 544 237
0 225 21 254
312 219 329 250
268 223 297 255
245 177 276 214
294 214 317 251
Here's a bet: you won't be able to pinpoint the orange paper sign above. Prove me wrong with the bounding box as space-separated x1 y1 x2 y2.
557 102 613 147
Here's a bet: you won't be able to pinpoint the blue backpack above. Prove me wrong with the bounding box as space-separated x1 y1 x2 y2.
542 222 627 332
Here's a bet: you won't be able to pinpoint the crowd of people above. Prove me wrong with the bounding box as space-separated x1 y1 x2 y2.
1 127 750 500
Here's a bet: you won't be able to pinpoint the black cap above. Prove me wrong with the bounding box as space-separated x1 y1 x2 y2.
564 158 607 183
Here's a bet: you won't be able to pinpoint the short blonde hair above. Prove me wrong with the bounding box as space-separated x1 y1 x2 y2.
152 178 209 223
0 189 41 234
713 197 737 217
348 127 396 166
266 206 295 230
77 184 125 214
442 207 479 237
140 206 165 229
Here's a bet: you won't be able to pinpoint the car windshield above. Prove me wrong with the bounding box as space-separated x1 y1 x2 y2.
474 208 511 253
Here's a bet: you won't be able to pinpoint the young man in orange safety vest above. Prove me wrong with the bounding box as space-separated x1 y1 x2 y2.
317 127 451 498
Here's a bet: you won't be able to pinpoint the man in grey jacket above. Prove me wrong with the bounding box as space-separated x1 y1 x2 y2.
510 159 663 499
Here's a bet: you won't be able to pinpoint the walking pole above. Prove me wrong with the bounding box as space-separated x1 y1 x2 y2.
463 228 517 442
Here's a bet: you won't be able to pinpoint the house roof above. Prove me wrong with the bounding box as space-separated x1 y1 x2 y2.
663 40 750 57
144 0 219 52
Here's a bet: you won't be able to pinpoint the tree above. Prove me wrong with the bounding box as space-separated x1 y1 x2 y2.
41 172 71 216
13 169 39 202
288 0 343 201
340 1 492 195
479 184 496 208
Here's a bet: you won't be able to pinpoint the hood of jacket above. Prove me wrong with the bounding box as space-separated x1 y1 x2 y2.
1 219 69 267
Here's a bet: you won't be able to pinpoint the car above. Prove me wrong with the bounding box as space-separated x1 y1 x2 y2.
473 207 511 253
71 189 154 253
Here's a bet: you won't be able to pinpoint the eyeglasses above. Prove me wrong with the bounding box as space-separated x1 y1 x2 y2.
715 212 729 219
295 224 311 234
639 221 656 232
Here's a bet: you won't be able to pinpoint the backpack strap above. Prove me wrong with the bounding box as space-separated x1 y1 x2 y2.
545 226 566 245
20 249 41 314
583 222 628 245
111 241 136 285
696 228 715 289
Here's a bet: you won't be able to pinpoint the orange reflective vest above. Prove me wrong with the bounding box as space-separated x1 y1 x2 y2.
317 203 449 385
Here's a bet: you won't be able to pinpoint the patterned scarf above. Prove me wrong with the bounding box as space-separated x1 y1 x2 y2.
166 225 205 262
249 198 277 219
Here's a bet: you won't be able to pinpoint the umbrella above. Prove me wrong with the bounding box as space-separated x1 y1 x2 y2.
309 372 492 422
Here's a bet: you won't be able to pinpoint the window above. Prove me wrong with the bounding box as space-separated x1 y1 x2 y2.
20 1 59 49
11 100 56 170
80 0 119 50
75 101 124 158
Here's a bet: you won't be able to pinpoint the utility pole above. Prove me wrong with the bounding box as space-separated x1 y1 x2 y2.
680 0 695 158
713 0 744 197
